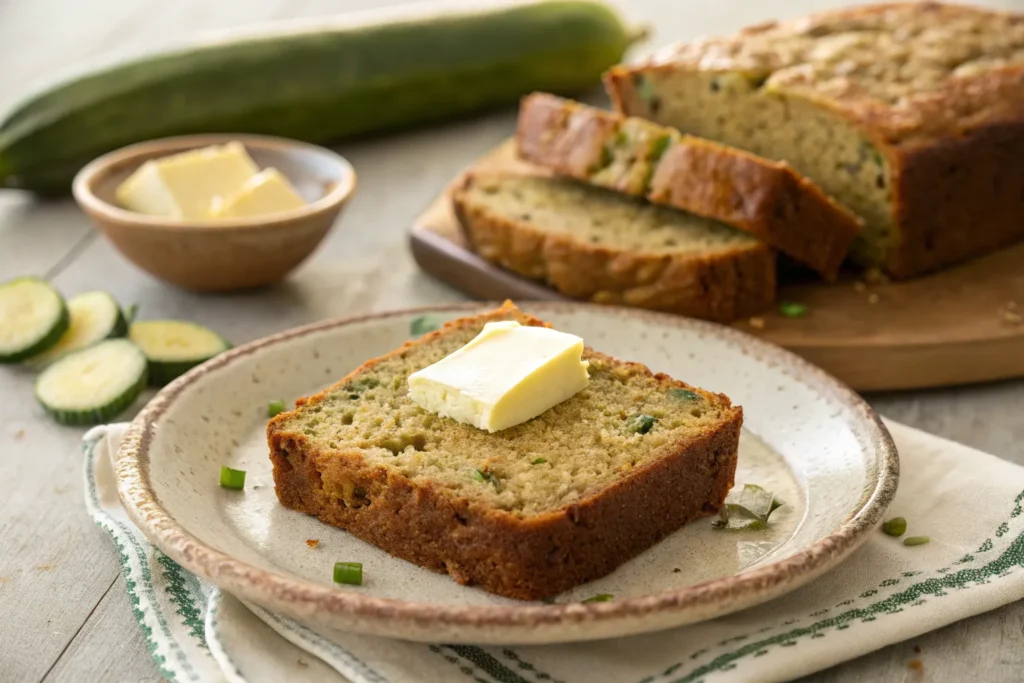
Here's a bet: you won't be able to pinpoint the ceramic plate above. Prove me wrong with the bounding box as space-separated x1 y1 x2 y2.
116 302 898 645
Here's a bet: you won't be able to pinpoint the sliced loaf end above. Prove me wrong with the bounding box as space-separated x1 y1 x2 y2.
452 171 776 323
516 92 862 280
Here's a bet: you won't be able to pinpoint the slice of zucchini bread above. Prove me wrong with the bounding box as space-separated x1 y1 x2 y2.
517 93 861 281
604 2 1024 278
269 302 741 601
452 172 775 323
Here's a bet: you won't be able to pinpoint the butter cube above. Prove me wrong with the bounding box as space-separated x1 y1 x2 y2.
209 168 306 219
407 321 590 432
115 141 259 220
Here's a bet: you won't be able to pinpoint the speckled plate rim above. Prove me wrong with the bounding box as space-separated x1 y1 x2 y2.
115 302 899 642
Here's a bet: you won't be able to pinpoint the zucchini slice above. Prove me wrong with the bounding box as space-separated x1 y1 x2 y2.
27 290 127 367
0 276 69 363
35 338 147 425
129 320 231 386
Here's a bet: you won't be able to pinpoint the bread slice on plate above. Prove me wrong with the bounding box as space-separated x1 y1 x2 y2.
602 3 1024 278
452 171 776 323
516 93 862 281
269 301 742 601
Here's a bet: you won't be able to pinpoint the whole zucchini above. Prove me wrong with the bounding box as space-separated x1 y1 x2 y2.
0 0 640 195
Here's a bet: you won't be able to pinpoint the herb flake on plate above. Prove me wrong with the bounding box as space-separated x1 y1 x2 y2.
410 315 445 337
882 517 907 537
712 483 784 530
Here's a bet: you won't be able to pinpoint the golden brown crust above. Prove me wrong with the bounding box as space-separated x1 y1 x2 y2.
268 303 741 601
609 3 1024 144
887 117 1024 278
516 93 861 281
452 173 776 323
602 3 1024 278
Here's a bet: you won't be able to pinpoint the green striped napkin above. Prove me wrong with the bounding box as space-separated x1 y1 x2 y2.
84 419 1024 683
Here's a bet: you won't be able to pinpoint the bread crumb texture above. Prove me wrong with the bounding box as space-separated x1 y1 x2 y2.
606 4 1024 276
271 304 735 517
463 173 759 255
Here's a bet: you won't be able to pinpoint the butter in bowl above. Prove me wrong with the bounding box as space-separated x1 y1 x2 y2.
115 141 306 221
72 134 356 292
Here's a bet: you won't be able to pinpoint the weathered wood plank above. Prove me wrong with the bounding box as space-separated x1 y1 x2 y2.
40 576 162 683
0 410 126 682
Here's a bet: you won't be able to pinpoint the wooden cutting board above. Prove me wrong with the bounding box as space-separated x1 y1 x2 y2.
409 140 1024 392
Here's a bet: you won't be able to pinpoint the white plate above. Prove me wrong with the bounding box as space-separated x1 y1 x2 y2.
116 302 898 644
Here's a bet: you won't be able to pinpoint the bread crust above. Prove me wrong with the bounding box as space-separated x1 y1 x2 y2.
603 2 1024 278
268 304 741 600
516 93 861 281
452 172 776 323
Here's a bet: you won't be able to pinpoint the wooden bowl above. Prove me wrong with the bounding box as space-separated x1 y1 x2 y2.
72 134 356 292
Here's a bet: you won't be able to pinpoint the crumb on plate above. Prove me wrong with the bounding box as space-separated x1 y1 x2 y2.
306 539 320 549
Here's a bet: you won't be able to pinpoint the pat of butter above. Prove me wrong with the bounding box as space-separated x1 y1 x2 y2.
115 141 259 220
209 168 306 219
407 321 590 432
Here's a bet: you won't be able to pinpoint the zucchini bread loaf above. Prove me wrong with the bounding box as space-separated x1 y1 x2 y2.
517 93 862 280
269 302 742 600
453 172 775 323
604 2 1024 278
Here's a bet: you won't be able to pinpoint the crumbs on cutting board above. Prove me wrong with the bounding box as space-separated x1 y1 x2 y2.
36 564 56 571
1001 301 1021 325
864 267 890 286
306 539 320 549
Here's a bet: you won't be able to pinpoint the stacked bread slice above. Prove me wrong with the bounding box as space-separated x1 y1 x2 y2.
451 3 1024 322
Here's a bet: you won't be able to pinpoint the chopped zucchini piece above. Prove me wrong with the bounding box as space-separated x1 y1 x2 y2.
129 319 231 386
0 277 68 363
27 291 127 367
34 338 147 425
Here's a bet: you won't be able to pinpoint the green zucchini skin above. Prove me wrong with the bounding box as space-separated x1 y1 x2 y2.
0 278 69 364
1 305 69 363
40 366 147 426
128 320 232 387
147 357 220 388
34 339 149 426
0 0 637 194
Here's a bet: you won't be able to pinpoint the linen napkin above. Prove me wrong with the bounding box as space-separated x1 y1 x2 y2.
84 420 1024 683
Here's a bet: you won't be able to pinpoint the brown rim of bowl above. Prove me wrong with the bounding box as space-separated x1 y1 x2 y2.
115 301 899 629
71 133 357 231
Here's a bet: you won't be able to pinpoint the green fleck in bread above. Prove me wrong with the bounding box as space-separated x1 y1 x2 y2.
604 2 1024 278
517 93 862 280
452 172 776 323
268 301 741 600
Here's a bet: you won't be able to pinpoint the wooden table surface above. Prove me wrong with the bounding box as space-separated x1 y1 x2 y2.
1 0 1022 681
